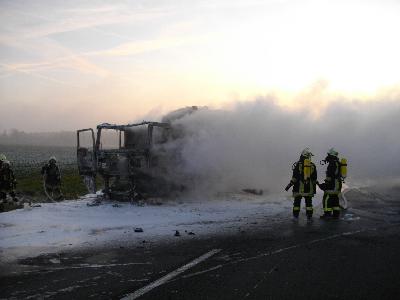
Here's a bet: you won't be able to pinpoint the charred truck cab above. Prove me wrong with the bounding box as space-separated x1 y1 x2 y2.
77 121 174 200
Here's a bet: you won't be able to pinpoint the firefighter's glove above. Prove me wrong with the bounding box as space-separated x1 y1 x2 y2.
317 182 326 191
285 183 292 191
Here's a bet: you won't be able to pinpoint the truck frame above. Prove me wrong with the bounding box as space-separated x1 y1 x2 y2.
77 121 176 200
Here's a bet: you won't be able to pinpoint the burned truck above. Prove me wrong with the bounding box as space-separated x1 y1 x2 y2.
76 107 199 200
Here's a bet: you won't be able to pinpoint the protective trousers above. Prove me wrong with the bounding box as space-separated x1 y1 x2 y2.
45 183 63 200
293 196 313 218
322 193 340 218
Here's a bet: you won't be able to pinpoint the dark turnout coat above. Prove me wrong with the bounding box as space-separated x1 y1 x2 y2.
320 158 342 195
41 163 61 186
0 167 16 191
290 158 317 197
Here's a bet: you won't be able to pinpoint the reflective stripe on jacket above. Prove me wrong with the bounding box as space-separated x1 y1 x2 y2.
324 160 342 195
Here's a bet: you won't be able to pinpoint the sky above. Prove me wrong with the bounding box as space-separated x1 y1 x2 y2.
1 0 400 132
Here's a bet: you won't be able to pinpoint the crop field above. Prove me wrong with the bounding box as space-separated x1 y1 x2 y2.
0 144 101 201
0 144 75 169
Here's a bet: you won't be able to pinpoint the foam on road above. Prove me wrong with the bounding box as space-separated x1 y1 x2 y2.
0 192 289 263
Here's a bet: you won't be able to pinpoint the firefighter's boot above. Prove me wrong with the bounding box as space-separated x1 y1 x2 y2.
293 196 301 218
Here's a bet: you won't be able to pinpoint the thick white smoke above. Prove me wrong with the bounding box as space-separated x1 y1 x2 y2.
156 95 400 195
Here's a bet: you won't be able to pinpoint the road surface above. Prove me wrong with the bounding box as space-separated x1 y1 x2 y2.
1 187 400 299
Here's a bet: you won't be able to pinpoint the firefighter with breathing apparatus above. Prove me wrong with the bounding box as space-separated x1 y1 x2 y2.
41 156 63 200
0 160 18 202
317 148 347 219
0 153 6 170
285 148 317 220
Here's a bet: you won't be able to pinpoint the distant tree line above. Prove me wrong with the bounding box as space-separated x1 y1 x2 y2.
0 129 75 147
0 129 121 147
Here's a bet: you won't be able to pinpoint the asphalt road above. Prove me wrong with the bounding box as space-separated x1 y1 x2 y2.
2 187 400 300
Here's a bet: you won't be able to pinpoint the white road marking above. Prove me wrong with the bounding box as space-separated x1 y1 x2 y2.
120 248 222 300
182 264 222 279
231 228 373 265
170 228 374 284
244 264 278 298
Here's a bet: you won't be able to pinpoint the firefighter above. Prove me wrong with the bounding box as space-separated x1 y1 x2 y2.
41 156 63 200
318 148 343 219
0 153 6 169
285 148 317 220
0 160 18 202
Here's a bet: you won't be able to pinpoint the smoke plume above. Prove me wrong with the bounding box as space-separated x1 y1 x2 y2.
157 93 400 194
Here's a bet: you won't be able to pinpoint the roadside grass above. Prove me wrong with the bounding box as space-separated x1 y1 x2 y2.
14 166 103 201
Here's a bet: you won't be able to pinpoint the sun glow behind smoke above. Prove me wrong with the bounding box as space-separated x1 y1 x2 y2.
202 1 400 95
1 0 400 131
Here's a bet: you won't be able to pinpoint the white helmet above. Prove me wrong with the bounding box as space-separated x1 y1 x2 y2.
49 156 57 163
0 153 6 162
327 148 339 157
301 147 314 158
3 160 10 166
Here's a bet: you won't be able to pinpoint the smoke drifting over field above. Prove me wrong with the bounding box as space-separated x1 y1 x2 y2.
159 95 400 194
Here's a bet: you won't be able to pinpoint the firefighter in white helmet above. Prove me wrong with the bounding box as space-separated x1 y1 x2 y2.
41 156 63 200
317 148 344 219
0 153 6 169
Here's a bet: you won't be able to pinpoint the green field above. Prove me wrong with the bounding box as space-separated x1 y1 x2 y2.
16 166 84 200
14 166 103 201
0 144 102 201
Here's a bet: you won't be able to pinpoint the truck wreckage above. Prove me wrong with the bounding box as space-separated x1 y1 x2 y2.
77 107 198 200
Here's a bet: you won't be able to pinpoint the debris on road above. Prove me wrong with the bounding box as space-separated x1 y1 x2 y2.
134 228 144 233
343 213 360 221
242 189 263 195
87 200 101 207
174 230 181 237
49 258 61 264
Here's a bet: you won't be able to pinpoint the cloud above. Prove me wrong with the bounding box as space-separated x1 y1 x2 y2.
0 62 77 86
2 55 109 78
0 33 110 81
0 1 169 40
0 1 194 82
86 34 213 57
